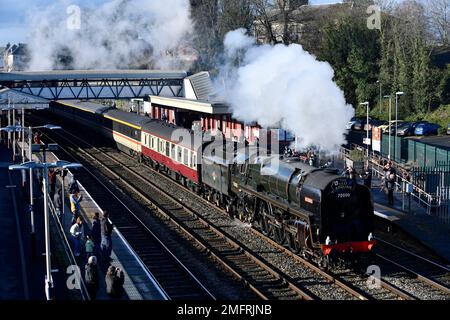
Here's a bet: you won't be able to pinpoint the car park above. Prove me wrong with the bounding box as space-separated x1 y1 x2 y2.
396 121 428 136
377 120 404 133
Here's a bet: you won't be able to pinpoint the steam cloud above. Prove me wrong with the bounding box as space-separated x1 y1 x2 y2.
218 28 354 153
26 0 194 71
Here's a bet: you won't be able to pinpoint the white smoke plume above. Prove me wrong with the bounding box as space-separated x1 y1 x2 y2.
218 29 354 153
26 0 194 71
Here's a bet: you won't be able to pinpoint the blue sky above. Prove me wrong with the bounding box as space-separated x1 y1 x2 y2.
0 0 343 45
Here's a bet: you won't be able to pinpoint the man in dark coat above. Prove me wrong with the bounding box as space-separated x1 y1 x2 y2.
384 162 397 206
360 165 372 188
91 212 102 255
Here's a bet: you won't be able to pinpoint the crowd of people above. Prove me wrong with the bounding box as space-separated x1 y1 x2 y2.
50 173 125 300
342 160 399 206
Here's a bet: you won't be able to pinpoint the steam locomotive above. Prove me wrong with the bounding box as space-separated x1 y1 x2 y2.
48 100 376 268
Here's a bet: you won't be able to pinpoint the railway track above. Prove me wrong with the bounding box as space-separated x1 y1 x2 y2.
39 125 380 300
33 116 438 300
31 130 215 300
38 126 315 300
373 238 450 300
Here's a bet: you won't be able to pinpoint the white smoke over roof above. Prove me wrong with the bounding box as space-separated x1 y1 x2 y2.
217 29 354 153
26 0 194 71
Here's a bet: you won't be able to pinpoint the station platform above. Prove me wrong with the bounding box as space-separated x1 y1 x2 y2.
23 140 167 300
371 176 450 264
0 146 30 299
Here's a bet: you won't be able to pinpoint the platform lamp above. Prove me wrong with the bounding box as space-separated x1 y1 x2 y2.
394 92 404 162
383 95 392 160
10 160 83 300
2 124 61 256
360 101 370 158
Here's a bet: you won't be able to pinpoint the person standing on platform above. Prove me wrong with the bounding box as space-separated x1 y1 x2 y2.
85 256 99 300
105 266 125 299
85 235 95 259
33 132 41 145
48 168 58 198
54 188 63 220
360 165 372 188
91 212 102 255
68 175 80 195
101 211 113 261
343 165 358 183
384 161 397 206
70 217 84 257
70 191 83 225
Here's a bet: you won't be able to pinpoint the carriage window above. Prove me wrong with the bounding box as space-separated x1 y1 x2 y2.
177 146 182 163
144 134 147 146
166 142 170 157
171 144 176 160
192 153 197 169
151 137 155 150
183 149 189 166
158 139 163 153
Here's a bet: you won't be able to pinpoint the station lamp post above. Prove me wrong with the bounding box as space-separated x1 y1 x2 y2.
360 102 370 158
9 160 83 300
384 95 392 160
1 124 62 255
395 92 404 140
393 92 404 162
377 80 382 114
0 125 21 163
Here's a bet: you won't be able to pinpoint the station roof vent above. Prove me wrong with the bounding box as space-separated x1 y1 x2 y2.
184 71 215 101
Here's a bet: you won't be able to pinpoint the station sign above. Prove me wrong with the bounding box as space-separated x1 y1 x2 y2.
363 138 371 146
372 127 381 152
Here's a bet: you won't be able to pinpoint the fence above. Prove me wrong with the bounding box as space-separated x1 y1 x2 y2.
17 138 91 300
380 134 450 167
410 164 450 225
341 146 450 225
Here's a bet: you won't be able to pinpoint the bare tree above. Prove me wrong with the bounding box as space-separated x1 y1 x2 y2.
218 0 253 38
251 0 308 44
425 0 450 45
251 0 278 44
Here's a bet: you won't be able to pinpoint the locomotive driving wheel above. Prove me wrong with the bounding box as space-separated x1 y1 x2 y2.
258 201 272 235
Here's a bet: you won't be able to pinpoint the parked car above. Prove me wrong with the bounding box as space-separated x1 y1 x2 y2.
377 120 404 133
364 119 386 131
396 121 428 136
346 117 370 131
447 123 450 135
414 123 440 136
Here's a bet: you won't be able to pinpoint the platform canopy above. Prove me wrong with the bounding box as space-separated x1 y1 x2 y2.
0 70 188 100
0 88 49 109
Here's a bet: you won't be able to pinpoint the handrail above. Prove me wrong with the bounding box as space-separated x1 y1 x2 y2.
47 192 91 300
340 146 443 215
17 138 91 300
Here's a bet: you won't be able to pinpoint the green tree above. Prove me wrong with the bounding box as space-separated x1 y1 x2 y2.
322 17 381 109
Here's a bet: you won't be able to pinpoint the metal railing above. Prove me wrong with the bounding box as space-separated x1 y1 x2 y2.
17 138 91 300
340 146 445 217
47 191 91 300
